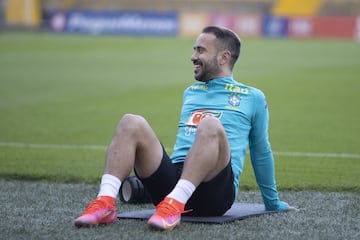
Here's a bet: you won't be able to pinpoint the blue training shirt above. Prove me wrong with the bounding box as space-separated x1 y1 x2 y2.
170 76 286 211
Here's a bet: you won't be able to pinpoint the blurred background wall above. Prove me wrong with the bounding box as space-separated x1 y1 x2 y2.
1 0 360 39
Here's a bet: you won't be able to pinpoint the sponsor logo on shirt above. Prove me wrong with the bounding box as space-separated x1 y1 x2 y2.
186 110 222 127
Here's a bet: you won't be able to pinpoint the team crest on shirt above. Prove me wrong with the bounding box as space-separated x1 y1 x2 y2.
228 93 241 107
186 110 222 127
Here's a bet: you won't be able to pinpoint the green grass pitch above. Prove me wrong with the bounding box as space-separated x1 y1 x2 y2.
0 32 360 240
0 32 359 191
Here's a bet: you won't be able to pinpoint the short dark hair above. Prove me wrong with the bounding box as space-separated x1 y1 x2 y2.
202 26 241 69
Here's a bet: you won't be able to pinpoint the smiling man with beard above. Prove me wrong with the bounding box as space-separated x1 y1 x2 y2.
74 26 294 231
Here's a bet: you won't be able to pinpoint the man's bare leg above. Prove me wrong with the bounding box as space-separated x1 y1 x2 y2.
167 116 230 202
75 114 163 227
182 116 230 185
103 113 164 182
147 116 231 230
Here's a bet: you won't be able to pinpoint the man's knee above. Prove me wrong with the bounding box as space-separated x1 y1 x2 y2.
120 113 145 125
196 116 225 138
116 114 147 136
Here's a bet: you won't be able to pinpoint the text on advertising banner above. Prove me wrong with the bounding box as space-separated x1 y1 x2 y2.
49 10 178 36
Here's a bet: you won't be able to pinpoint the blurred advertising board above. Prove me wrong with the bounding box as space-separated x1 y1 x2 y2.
355 16 360 41
288 17 313 38
179 13 262 38
179 12 209 37
48 10 178 36
209 13 235 30
234 15 262 38
46 9 359 40
313 16 356 39
262 15 288 37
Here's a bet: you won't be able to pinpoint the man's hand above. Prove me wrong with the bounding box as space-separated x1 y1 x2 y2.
286 205 299 211
273 201 299 211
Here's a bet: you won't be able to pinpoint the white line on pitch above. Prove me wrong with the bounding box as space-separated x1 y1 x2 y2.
272 151 360 159
0 142 107 150
0 141 359 159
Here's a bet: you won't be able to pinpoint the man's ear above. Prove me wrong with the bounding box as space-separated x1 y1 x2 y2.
219 50 231 65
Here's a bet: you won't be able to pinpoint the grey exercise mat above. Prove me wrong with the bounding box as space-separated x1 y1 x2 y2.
118 203 278 224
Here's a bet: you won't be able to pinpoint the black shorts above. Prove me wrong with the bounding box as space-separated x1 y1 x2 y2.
136 146 235 216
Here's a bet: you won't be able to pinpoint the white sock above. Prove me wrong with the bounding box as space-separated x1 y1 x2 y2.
167 179 196 204
97 174 121 199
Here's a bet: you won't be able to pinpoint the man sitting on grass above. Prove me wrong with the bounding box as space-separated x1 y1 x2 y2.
74 25 295 231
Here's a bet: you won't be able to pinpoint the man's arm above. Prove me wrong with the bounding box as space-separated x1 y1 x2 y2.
249 90 288 211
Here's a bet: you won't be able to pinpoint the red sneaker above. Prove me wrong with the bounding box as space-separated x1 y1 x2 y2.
74 196 117 228
147 197 188 231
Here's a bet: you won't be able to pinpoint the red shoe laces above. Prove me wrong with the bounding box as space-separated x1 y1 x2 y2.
83 199 108 214
156 200 192 217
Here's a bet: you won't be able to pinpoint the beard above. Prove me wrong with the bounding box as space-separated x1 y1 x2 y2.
193 57 221 82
